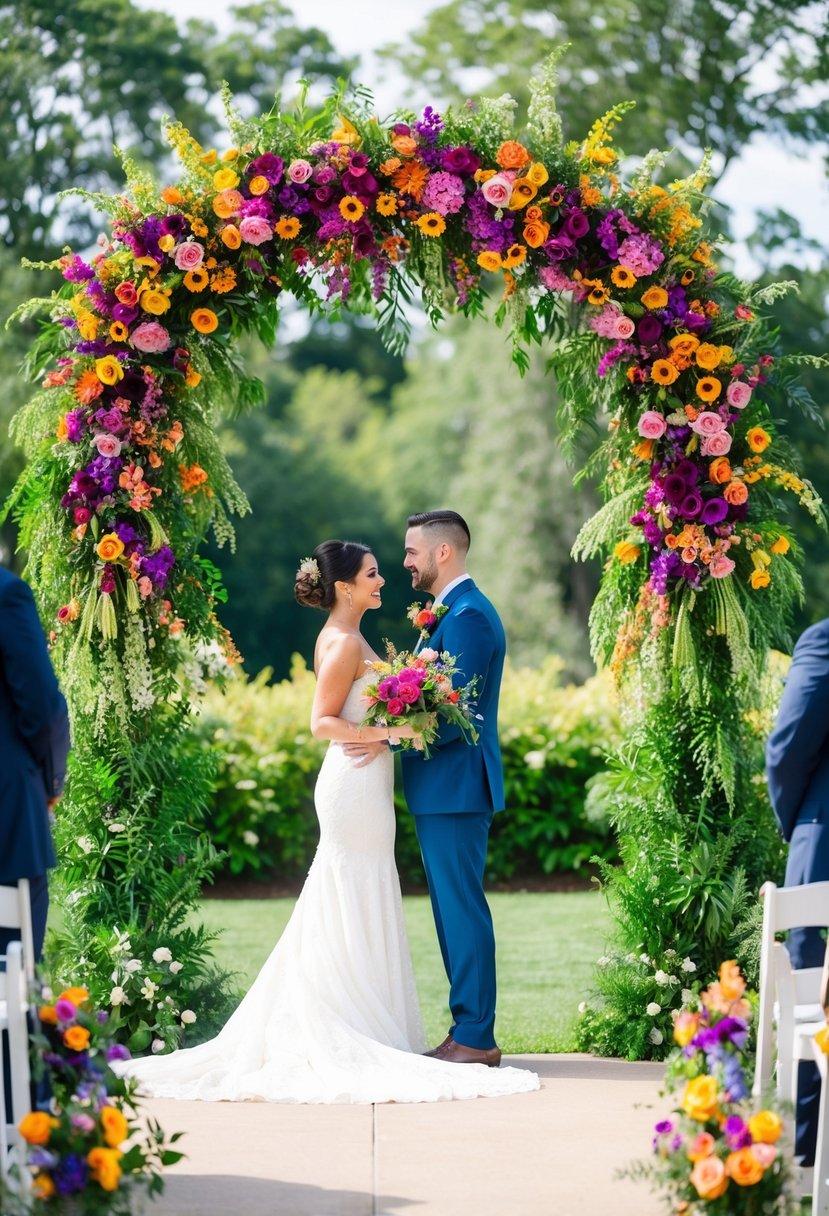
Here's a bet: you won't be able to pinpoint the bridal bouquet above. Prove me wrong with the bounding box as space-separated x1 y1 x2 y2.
362 645 479 757
625 961 796 1214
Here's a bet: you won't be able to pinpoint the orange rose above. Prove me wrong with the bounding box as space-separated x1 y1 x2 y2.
695 343 722 370
96 533 125 563
212 189 244 219
687 1131 715 1162
690 1155 728 1199
100 1104 129 1148
87 1146 123 1193
248 175 270 196
160 186 184 206
496 140 530 169
391 135 418 157
476 251 502 272
39 1004 58 1024
221 225 242 250
709 457 732 484
726 1147 764 1186
669 333 700 357
523 220 550 248
64 1025 91 1052
723 480 748 505
747 426 771 453
19 1112 60 1145
58 986 90 1006
191 308 219 334
525 205 543 222
718 960 746 1001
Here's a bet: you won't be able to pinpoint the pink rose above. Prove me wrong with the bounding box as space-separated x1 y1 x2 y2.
419 648 438 661
397 683 420 705
613 316 636 339
239 216 274 245
386 697 405 716
174 241 204 271
709 554 736 579
481 173 514 208
637 410 667 439
93 433 122 458
287 159 313 184
130 321 171 353
751 1143 777 1168
726 381 752 409
138 576 153 599
701 430 733 456
690 410 726 436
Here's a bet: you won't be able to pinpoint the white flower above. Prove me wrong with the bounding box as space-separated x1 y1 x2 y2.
669 975 679 985
682 958 697 973
639 953 651 964
649 1028 664 1045
169 961 183 975
597 956 610 967
152 947 173 964
235 779 257 791
523 750 546 770
654 970 670 985
625 952 638 963
653 898 660 906
140 977 159 1001
682 989 694 1005
242 830 260 847
151 1038 165 1054
180 1009 197 1025
665 948 677 957
77 836 95 854
646 1002 662 1016
109 986 126 1006
108 823 126 834
125 958 143 974
577 1001 588 1014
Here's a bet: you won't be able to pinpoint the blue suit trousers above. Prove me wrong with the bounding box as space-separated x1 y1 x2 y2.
413 811 496 1049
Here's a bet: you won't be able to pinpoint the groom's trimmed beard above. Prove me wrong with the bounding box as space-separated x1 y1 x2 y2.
411 551 439 592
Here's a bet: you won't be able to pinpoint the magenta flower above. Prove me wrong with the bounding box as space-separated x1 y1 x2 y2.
386 697 405 716
397 683 421 705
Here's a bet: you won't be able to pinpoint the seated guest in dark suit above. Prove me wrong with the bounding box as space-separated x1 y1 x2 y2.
0 562 70 962
766 617 829 1166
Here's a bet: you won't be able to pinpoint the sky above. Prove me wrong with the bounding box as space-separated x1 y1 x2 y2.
133 0 828 278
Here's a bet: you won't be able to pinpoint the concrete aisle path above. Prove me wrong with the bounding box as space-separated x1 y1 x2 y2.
140 1054 666 1216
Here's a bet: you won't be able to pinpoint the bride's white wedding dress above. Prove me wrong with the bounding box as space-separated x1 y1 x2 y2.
120 673 539 1103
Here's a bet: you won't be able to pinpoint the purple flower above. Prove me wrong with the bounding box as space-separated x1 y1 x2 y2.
112 302 139 326
140 546 175 590
348 152 369 175
113 521 140 547
684 310 709 333
700 497 728 525
55 998 77 1022
29 1148 59 1169
378 676 400 700
61 254 95 283
313 165 336 185
674 459 699 485
544 233 577 261
161 213 188 239
563 209 590 239
680 491 702 518
248 152 283 184
75 340 111 356
654 1119 674 1134
643 518 664 546
106 1042 131 1063
65 409 88 443
442 145 481 176
55 1153 89 1196
638 314 663 346
663 473 688 506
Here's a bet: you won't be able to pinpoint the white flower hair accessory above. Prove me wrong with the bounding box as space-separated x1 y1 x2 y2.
297 557 321 585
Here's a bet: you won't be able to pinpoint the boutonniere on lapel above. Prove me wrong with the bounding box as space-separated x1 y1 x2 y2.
407 600 448 641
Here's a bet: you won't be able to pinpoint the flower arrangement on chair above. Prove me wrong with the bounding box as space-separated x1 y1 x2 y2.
2 984 182 1213
626 961 797 1213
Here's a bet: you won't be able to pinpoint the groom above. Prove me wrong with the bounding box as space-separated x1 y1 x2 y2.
400 510 506 1066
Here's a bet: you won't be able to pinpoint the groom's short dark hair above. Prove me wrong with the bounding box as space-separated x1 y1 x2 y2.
407 510 471 554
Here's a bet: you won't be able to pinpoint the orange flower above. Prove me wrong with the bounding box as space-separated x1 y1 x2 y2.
191 308 219 334
496 140 530 169
508 177 538 209
221 225 242 249
180 463 209 492
523 220 550 247
339 195 365 222
669 333 699 357
64 1025 91 1052
747 426 771 453
39 1004 58 1025
723 480 748 505
524 205 543 222
87 1146 123 1192
611 266 637 288
687 1131 715 1162
641 286 668 310
696 376 722 403
692 242 713 266
74 369 104 405
19 1112 60 1145
379 157 401 176
392 161 429 201
501 243 527 269
248 174 270 196
614 541 640 564
709 457 732 484
416 212 446 237
183 268 210 292
632 438 654 461
651 359 679 386
96 533 125 563
161 186 184 206
185 366 202 388
726 1148 764 1187
391 134 418 156
376 193 398 216
690 1156 728 1200
681 268 696 286
32 1174 56 1200
476 251 502 272
100 1105 129 1148
275 216 301 239
525 162 549 187
114 281 138 306
748 1110 783 1144
212 189 244 219
750 568 771 589
695 343 721 370
770 536 790 555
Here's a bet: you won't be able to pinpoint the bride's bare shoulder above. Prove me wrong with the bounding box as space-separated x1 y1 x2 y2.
313 628 364 679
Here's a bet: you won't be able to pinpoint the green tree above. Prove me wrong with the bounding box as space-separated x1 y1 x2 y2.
382 0 829 179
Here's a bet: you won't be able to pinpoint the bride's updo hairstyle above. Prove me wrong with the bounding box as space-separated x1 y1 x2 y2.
294 540 371 610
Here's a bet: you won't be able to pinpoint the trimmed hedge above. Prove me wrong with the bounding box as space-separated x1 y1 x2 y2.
195 654 620 883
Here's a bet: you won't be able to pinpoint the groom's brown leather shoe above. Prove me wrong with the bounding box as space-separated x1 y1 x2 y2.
423 1034 454 1058
430 1037 502 1068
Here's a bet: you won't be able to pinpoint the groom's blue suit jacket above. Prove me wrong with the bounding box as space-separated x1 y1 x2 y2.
400 579 505 816
766 618 829 882
0 566 70 883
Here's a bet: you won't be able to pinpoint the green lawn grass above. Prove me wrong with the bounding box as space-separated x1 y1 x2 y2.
198 891 611 1053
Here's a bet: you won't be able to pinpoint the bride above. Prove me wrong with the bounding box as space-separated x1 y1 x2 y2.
118 540 538 1103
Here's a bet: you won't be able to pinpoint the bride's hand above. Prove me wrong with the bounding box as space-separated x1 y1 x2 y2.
390 723 418 742
342 740 387 767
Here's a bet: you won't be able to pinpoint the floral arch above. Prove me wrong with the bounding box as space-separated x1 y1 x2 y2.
6 55 823 1056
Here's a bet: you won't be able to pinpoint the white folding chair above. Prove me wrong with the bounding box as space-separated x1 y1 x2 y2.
754 880 829 1212
0 881 35 987
0 942 32 1185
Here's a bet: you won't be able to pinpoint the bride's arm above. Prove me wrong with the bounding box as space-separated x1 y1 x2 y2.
311 638 414 745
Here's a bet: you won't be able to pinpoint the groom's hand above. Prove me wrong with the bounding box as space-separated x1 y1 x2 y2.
342 740 387 768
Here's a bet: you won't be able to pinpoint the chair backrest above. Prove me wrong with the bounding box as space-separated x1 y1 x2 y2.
0 941 32 1179
0 879 35 984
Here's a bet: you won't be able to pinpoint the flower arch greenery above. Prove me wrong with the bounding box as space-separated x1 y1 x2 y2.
5 54 826 1056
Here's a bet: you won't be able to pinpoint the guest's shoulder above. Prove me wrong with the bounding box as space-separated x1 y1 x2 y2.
792 618 829 660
